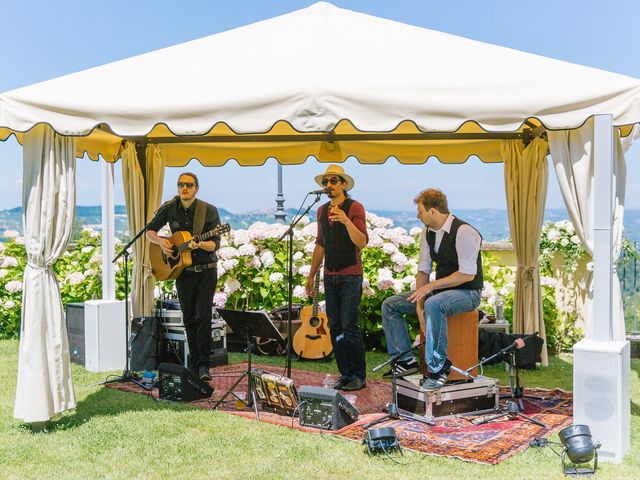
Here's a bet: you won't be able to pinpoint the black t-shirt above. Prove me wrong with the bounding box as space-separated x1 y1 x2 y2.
148 197 221 265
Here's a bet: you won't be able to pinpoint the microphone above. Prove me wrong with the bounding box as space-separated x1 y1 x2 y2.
309 188 331 195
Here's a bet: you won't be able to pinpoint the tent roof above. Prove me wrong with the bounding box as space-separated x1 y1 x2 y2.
1 2 639 165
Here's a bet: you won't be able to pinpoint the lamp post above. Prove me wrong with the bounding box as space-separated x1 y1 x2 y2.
275 163 286 223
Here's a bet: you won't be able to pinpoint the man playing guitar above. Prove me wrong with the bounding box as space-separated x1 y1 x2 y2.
147 172 221 381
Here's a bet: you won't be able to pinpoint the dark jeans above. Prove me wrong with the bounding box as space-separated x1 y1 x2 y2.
323 274 366 380
176 267 218 371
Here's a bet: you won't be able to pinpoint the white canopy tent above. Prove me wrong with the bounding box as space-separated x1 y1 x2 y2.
1 2 638 461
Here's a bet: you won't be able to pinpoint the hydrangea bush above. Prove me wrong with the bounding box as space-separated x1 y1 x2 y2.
0 217 593 352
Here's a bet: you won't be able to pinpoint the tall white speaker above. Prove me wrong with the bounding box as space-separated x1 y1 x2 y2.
84 300 126 372
573 339 630 463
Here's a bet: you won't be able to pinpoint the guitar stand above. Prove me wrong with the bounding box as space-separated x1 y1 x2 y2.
364 349 435 429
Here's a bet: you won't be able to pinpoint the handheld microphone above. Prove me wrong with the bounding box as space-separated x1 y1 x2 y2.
309 188 331 195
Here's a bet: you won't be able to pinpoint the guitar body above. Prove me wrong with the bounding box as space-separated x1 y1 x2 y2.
293 305 333 360
150 231 193 280
149 223 230 281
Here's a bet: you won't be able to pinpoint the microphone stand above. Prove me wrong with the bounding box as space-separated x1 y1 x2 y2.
277 192 325 379
97 199 176 388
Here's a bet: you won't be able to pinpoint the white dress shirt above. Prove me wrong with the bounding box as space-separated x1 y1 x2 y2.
417 214 481 276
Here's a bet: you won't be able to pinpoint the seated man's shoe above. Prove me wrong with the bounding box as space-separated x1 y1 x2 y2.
419 359 451 391
198 365 212 381
332 375 350 390
341 377 367 391
382 358 419 378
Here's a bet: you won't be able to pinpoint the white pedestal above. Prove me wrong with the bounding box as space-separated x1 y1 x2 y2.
83 300 126 372
573 339 630 463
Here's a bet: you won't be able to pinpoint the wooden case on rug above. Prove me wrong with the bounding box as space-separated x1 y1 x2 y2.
397 375 500 421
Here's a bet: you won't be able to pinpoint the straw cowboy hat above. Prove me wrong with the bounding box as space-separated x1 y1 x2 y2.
314 164 355 191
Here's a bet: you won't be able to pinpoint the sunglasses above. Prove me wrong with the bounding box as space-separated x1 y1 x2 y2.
177 182 196 189
321 177 343 186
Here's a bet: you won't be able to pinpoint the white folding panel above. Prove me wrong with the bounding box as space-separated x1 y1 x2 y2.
84 300 126 372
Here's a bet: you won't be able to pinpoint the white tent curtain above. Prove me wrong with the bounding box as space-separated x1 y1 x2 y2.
121 143 164 317
14 124 77 423
502 137 549 365
548 118 627 340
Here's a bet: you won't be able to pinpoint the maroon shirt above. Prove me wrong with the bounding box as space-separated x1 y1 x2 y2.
316 199 368 275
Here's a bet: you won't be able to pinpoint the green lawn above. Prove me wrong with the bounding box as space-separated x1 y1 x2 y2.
0 340 638 480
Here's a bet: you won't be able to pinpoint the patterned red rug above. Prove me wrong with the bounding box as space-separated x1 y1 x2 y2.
106 362 572 464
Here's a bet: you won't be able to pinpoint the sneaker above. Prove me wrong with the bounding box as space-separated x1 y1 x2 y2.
382 358 419 378
332 375 350 390
341 377 367 391
420 374 447 390
198 365 212 382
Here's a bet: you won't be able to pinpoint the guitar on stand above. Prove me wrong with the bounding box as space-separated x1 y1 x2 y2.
293 270 332 360
150 223 231 280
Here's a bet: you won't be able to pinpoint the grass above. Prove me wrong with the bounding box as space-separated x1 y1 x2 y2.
0 339 638 480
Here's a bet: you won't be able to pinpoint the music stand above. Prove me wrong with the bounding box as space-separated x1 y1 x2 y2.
213 309 285 420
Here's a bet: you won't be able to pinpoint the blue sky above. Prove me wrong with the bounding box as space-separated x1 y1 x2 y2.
0 0 638 212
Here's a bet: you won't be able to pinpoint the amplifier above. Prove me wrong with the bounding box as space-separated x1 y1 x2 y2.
298 385 359 430
159 321 227 367
158 362 213 401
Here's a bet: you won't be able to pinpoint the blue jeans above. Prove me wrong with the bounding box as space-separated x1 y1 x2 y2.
323 274 366 380
382 288 481 373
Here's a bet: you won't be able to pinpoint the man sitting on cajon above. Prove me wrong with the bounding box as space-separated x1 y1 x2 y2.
381 188 484 390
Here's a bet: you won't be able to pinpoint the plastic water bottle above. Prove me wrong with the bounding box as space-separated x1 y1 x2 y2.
495 295 506 323
322 374 333 388
142 371 156 387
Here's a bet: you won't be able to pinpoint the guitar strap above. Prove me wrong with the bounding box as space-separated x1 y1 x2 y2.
192 198 207 236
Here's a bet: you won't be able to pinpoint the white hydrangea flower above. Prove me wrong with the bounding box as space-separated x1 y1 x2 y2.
217 246 238 260
63 251 71 257
4 299 15 309
82 226 94 233
219 236 229 247
85 268 95 276
547 229 560 241
3 230 19 239
392 279 405 294
269 272 284 283
0 243 5 252
249 256 262 269
482 282 497 302
2 256 18 268
0 269 8 278
222 259 239 270
376 277 394 290
238 243 257 256
560 238 570 247
14 236 25 245
232 230 251 246
293 251 304 261
571 235 581 244
301 223 317 238
217 264 226 277
248 222 270 240
90 254 102 264
540 276 558 288
363 287 376 297
4 280 22 293
391 252 408 267
81 246 93 254
377 268 393 280
368 235 383 247
396 235 414 246
213 292 228 308
68 272 85 285
293 285 307 299
89 230 101 238
298 265 312 277
409 227 423 237
298 215 311 226
362 277 370 288
304 241 316 254
382 243 397 255
224 278 241 294
402 275 414 285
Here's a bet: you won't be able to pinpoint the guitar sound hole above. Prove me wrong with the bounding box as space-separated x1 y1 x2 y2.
310 316 320 327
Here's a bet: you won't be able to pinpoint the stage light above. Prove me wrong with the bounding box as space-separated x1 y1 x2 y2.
530 424 601 477
558 425 601 476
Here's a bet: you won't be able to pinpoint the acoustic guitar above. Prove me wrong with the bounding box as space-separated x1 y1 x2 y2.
293 270 332 360
150 223 231 281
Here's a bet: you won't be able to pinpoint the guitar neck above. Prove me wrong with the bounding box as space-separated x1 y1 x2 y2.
311 270 320 316
177 224 230 251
